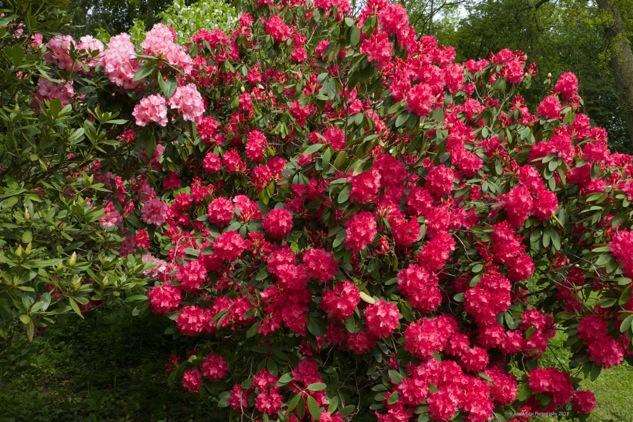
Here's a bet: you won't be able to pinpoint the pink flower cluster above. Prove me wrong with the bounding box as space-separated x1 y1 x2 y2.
578 315 625 368
133 94 168 127
102 34 138 89
168 83 205 122
502 165 558 227
36 78 75 105
142 23 193 73
610 230 633 278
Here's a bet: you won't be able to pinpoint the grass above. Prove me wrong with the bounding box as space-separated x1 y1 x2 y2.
0 309 632 421
583 363 633 421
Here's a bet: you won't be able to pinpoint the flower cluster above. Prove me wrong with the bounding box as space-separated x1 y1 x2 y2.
578 315 625 368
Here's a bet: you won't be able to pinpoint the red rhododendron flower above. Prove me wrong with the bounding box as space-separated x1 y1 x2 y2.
364 299 400 339
321 281 360 320
182 368 202 393
201 353 229 381
345 211 377 253
207 196 234 227
262 208 293 239
302 248 337 282
148 284 182 314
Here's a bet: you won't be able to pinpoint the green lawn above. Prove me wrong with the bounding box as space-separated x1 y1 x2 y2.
583 363 633 422
1 308 632 421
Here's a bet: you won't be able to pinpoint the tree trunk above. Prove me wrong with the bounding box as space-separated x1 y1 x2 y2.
597 0 633 149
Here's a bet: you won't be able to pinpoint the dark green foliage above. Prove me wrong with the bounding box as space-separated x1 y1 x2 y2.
426 0 633 152
69 0 180 36
0 306 226 420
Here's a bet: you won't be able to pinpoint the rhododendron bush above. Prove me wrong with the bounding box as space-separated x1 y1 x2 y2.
0 14 149 341
24 0 633 419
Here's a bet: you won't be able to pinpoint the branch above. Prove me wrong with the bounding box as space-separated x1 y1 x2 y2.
533 0 551 8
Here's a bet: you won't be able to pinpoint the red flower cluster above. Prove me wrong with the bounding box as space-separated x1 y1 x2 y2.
610 230 633 278
502 165 558 227
578 315 624 368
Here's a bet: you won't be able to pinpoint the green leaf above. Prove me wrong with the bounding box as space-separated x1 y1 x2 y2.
332 230 345 248
307 382 327 391
478 372 492 382
0 14 17 26
504 312 517 329
395 112 409 128
617 277 632 286
125 294 147 303
158 73 176 97
359 291 376 304
287 394 302 412
340 404 356 415
387 391 399 405
350 26 360 46
550 229 561 250
349 113 364 126
328 395 339 413
68 128 85 143
217 391 231 407
307 395 321 420
246 322 259 338
517 383 530 401
542 231 551 248
303 143 324 155
134 65 154 81
308 317 324 336
388 370 403 384
620 315 633 333
344 317 360 333
317 78 337 101
105 119 128 125
277 372 293 386
68 297 84 318
337 186 350 204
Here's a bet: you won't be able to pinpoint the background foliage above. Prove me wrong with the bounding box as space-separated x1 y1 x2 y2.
431 0 633 152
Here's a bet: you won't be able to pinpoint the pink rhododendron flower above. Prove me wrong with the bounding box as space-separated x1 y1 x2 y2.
133 94 168 127
169 83 205 122
101 33 138 89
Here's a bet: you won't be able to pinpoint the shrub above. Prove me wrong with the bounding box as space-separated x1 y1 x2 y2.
0 8 147 341
159 0 237 42
16 0 633 420
129 0 237 44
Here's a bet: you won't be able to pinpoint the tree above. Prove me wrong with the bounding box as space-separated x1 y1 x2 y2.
428 0 633 151
0 1 147 342
597 0 633 149
401 0 468 34
69 0 177 35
